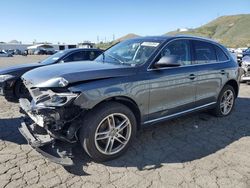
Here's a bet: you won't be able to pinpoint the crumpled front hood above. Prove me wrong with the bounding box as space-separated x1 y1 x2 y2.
22 61 137 88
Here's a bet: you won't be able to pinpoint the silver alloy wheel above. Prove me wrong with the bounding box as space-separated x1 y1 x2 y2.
220 89 234 115
94 113 132 155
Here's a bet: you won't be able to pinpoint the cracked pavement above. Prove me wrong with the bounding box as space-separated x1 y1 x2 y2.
0 59 250 187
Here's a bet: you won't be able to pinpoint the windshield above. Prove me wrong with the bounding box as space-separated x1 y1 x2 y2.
40 50 67 65
95 40 161 66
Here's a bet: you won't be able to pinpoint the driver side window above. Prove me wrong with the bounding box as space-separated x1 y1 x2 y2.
158 40 191 66
63 51 87 63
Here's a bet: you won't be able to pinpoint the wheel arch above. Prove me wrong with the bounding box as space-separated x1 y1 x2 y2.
223 79 239 97
92 96 142 130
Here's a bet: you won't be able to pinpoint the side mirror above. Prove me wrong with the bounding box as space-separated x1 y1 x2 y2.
59 60 65 64
154 56 180 68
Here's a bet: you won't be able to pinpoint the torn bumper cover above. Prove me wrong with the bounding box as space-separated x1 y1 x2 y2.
18 97 84 166
19 120 74 166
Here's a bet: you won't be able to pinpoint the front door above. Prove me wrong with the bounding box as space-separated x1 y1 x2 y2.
147 39 196 122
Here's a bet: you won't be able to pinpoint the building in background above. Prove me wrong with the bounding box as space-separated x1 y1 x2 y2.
0 42 94 54
78 42 95 49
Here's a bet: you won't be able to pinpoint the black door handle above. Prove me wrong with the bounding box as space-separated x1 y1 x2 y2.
189 74 196 80
220 70 226 75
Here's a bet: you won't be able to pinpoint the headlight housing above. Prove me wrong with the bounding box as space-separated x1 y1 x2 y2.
0 74 15 82
35 91 78 108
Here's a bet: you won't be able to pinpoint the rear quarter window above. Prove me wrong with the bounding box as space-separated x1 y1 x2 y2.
214 46 229 62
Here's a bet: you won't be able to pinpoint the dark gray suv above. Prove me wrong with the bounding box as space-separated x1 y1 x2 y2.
19 36 241 165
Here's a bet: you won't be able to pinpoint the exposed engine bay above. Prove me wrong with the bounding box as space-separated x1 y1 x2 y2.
19 85 86 166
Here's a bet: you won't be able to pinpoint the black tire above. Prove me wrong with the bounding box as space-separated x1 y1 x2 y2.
14 80 30 99
79 102 137 162
212 85 236 117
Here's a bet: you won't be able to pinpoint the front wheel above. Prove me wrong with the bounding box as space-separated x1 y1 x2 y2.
14 80 30 100
212 85 236 117
79 102 137 162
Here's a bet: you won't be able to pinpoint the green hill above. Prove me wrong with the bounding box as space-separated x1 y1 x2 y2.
114 33 140 42
96 33 140 49
166 14 250 47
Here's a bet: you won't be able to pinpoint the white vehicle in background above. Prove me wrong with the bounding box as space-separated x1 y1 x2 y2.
233 47 248 66
227 48 236 53
0 50 13 57
241 56 250 84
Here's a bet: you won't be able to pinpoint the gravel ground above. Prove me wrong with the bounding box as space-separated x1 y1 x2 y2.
0 55 49 68
0 56 250 188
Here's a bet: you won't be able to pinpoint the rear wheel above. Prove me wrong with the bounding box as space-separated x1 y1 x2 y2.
212 85 236 117
79 102 137 162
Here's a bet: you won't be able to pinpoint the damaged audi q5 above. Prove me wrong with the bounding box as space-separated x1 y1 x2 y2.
19 36 241 165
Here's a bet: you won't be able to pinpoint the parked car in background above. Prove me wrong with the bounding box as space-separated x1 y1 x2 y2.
6 49 15 56
0 51 13 57
241 55 250 84
34 49 56 55
227 48 236 53
14 49 22 55
34 49 47 55
235 47 248 65
0 48 103 102
19 36 241 165
243 48 250 57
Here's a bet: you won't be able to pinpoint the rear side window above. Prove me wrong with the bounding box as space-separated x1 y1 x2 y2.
193 41 217 64
214 46 229 62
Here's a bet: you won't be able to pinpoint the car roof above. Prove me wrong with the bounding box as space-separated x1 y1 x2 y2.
63 48 103 53
131 35 218 44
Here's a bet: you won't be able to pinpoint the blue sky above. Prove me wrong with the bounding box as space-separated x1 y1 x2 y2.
1 0 250 44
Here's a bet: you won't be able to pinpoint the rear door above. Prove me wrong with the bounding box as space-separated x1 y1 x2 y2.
191 40 229 106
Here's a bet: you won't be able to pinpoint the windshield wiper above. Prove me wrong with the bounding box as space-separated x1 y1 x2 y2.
105 53 125 65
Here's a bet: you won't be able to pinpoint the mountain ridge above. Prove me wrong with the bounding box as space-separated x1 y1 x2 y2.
166 14 250 47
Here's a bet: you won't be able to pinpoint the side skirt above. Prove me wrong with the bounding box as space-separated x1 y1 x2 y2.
142 102 217 126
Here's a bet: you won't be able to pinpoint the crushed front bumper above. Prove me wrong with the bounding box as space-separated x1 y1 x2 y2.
19 118 74 166
18 95 85 166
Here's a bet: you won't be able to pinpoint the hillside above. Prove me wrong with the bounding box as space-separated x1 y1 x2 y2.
96 33 140 49
166 14 250 47
114 33 140 42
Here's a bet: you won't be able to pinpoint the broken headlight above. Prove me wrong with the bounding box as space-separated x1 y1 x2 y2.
35 92 78 107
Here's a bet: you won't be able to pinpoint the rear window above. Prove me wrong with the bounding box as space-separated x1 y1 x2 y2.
193 41 217 64
215 46 229 62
